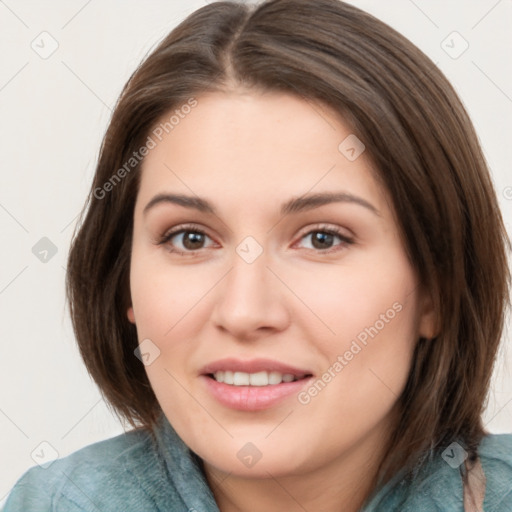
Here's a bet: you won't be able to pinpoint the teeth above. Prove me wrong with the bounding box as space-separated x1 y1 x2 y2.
233 371 250 385
212 370 302 386
268 371 282 385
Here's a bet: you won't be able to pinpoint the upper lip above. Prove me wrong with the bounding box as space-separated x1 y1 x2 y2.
200 358 313 377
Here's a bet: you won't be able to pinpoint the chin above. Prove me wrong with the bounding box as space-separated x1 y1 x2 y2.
195 435 318 479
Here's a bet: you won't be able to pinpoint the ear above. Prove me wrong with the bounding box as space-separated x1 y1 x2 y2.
417 288 439 340
127 306 136 324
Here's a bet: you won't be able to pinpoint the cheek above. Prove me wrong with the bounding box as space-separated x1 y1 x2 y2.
295 254 417 343
128 257 205 423
129 252 210 337
292 290 418 471
314 300 416 440
128 253 217 395
300 249 419 395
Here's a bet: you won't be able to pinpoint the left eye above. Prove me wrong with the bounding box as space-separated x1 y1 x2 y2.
296 228 353 252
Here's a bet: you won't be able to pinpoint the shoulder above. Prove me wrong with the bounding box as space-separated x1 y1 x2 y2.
363 433 512 512
418 434 512 511
478 433 512 510
478 432 512 464
2 427 168 512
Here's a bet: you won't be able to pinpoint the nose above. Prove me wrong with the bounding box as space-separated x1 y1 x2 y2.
210 248 290 341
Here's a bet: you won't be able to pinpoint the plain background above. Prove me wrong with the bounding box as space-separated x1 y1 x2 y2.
0 0 511 503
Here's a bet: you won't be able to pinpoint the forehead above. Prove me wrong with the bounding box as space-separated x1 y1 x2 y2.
136 90 389 217
144 90 350 165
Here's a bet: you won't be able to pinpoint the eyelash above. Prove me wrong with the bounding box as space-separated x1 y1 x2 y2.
157 223 354 257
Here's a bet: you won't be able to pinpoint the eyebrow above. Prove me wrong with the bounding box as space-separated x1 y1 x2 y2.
143 191 380 217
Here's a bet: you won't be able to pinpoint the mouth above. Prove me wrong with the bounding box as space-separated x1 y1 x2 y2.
200 357 313 385
199 358 314 411
206 370 311 386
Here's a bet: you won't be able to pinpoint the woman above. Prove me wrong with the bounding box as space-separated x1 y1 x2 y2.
3 0 511 510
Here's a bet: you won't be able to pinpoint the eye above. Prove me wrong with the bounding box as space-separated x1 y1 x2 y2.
156 223 354 256
157 224 216 254
295 225 354 253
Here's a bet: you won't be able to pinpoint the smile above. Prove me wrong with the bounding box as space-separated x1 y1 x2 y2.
199 358 314 411
210 370 306 386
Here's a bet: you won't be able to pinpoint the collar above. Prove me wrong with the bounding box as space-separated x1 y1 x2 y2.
124 411 221 512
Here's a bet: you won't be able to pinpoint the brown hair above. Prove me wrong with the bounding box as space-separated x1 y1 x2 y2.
66 0 511 500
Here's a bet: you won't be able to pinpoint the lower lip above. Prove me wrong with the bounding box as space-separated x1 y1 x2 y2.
201 375 313 411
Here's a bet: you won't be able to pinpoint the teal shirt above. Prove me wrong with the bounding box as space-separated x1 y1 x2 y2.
3 412 512 511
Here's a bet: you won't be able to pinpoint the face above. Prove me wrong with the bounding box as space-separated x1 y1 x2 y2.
127 90 436 479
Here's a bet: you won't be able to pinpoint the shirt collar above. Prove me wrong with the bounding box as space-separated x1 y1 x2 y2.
151 410 221 511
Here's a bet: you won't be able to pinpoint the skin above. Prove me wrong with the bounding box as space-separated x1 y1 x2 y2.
127 89 437 512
